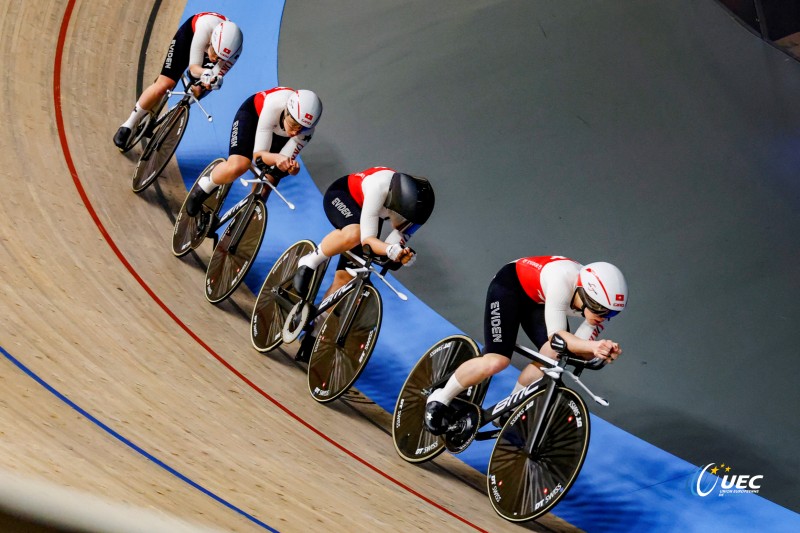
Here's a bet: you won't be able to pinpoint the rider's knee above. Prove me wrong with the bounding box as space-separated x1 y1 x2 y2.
484 354 512 376
340 225 360 247
152 75 176 95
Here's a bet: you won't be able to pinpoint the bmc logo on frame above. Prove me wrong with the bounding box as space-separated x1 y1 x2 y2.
690 462 764 497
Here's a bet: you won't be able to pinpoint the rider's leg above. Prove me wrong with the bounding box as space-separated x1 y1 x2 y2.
114 76 176 148
429 354 511 406
425 262 524 434
294 224 360 295
186 155 250 216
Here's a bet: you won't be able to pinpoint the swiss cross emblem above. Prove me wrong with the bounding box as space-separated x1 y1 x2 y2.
224 47 231 54
616 294 625 301
305 113 314 120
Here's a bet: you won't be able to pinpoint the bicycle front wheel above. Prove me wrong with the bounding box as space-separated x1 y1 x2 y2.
308 284 382 403
172 158 229 257
392 335 481 464
250 240 317 352
205 198 267 303
487 386 590 522
131 105 189 193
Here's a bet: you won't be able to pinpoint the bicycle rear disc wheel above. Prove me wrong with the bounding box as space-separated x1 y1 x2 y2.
308 284 382 403
131 105 189 193
392 334 481 464
487 387 590 522
172 159 228 257
250 240 317 352
205 198 267 303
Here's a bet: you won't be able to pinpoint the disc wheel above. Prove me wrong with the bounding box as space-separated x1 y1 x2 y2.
250 240 318 352
307 284 382 403
204 198 267 303
172 158 228 257
392 334 481 463
131 105 189 193
487 387 590 522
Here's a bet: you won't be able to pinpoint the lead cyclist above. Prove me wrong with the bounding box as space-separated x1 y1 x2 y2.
113 11 243 150
424 256 628 435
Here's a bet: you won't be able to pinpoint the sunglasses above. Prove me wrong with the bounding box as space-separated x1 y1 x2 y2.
577 287 620 318
284 111 310 134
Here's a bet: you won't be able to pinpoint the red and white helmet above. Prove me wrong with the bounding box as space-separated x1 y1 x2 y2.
211 21 243 61
286 89 323 130
578 262 628 316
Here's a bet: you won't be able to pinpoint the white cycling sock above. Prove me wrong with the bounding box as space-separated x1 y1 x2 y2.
428 374 467 406
198 171 218 193
298 246 329 270
121 101 148 129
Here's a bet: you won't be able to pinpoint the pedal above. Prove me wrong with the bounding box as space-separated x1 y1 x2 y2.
444 402 481 454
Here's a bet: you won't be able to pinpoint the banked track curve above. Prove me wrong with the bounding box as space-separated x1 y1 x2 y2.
0 1 576 531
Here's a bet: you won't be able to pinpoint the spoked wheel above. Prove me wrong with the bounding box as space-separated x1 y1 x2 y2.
487 387 590 522
250 240 318 352
204 198 268 303
307 284 382 403
392 334 481 464
131 105 189 193
172 158 229 257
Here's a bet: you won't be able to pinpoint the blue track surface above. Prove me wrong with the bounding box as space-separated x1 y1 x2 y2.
175 1 799 531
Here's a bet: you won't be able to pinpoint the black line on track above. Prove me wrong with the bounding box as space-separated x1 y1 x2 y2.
136 0 164 95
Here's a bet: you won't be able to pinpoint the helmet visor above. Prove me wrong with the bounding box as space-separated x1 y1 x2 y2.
397 220 421 236
577 287 620 318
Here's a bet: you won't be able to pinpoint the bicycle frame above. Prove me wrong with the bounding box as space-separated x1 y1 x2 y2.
451 342 606 455
305 250 389 345
139 76 212 162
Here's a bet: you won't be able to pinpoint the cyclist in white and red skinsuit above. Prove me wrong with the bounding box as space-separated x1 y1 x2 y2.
183 86 322 217
424 256 628 435
114 12 243 149
291 166 436 299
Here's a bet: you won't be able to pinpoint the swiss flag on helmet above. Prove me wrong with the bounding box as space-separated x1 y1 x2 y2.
615 294 625 301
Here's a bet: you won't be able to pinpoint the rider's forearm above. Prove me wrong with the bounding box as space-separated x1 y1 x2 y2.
187 64 205 79
253 152 286 172
549 331 597 359
362 236 388 256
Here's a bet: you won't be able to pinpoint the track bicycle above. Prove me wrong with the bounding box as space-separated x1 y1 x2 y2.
392 333 609 522
250 242 408 403
172 160 295 304
131 74 214 193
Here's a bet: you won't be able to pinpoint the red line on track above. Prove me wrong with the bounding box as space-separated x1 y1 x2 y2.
53 2 487 531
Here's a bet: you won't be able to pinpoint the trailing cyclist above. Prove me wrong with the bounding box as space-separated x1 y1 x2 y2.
113 12 243 150
291 167 435 357
424 256 627 435
181 86 323 220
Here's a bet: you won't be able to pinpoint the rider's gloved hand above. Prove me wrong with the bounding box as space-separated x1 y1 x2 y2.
386 244 416 266
386 243 404 261
209 74 223 90
200 69 215 88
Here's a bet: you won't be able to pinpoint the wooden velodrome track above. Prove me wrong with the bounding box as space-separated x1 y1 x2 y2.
0 1 578 531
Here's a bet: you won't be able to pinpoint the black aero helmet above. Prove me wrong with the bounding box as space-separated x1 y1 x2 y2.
384 173 435 224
